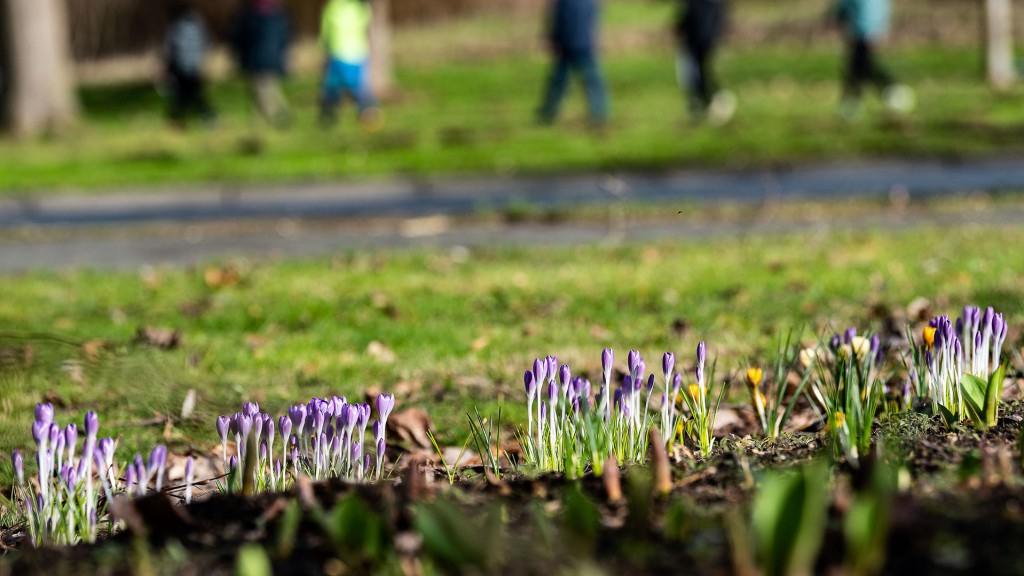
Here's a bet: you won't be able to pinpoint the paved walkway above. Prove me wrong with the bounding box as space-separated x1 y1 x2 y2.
3 156 1024 227
2 156 1024 271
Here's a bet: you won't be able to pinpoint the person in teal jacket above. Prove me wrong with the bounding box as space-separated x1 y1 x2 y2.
835 0 913 119
319 0 381 129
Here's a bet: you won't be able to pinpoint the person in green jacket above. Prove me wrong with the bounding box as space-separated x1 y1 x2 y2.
319 0 381 129
835 0 913 120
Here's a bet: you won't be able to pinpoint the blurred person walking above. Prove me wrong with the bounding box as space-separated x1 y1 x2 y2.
163 0 216 127
675 0 734 125
232 0 292 128
319 0 382 130
835 0 914 120
536 0 610 127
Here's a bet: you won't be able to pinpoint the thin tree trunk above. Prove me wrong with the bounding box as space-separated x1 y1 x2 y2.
1 0 77 136
984 0 1016 90
369 0 393 99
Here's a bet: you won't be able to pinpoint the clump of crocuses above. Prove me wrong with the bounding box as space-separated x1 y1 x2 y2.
12 404 173 545
520 343 723 476
215 393 395 493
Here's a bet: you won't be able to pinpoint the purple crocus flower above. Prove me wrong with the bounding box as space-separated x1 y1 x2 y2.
844 327 857 344
12 450 23 485
279 416 292 442
673 372 682 393
663 352 675 378
32 421 48 447
357 404 371 429
524 371 537 400
217 416 230 444
376 437 385 456
84 411 99 439
983 307 994 333
533 358 547 388
571 397 580 414
646 374 655 392
547 381 558 404
601 348 614 382
546 356 558 382
559 365 571 388
288 404 307 437
539 402 547 421
48 423 60 450
696 341 706 384
242 402 260 417
627 350 639 375
373 420 384 444
237 414 253 439
229 455 238 471
124 465 136 494
35 403 54 425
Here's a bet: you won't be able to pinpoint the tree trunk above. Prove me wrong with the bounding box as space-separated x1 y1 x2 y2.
984 0 1016 90
0 0 77 137
369 0 394 99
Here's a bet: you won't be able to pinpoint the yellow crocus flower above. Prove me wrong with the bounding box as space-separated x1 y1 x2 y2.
922 326 936 349
745 367 763 388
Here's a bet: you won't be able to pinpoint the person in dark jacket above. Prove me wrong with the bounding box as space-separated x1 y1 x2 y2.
164 0 216 127
232 0 292 127
676 0 734 124
536 0 609 126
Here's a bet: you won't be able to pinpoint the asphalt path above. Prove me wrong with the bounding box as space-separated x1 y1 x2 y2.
2 156 1024 271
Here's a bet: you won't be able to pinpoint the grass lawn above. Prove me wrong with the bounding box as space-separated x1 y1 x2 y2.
0 1 1022 193
2 214 1023 484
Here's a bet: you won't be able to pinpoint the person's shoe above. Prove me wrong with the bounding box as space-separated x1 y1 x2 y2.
883 84 916 114
707 90 737 126
360 107 385 132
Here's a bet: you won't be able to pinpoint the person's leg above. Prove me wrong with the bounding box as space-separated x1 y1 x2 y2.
320 59 344 125
192 74 216 123
166 67 187 124
862 40 894 93
844 37 869 100
577 49 609 125
537 52 571 124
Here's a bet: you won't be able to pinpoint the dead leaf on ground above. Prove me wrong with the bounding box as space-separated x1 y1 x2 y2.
367 341 396 363
136 327 181 350
471 336 489 352
43 390 69 409
203 266 240 289
388 408 435 452
0 345 34 369
81 339 108 361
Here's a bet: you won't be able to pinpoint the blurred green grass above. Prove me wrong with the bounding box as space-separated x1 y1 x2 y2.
0 0 1020 193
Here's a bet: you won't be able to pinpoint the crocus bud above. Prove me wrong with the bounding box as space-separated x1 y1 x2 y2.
672 373 682 393
184 456 194 504
357 404 371 429
533 358 547 387
376 394 395 422
229 455 238 471
373 420 383 444
238 414 253 438
217 414 231 440
84 411 99 439
12 450 23 485
65 423 78 455
48 423 60 448
601 348 613 378
351 441 361 462
696 341 706 384
559 365 571 387
35 403 54 425
32 421 48 447
628 350 639 374
662 352 675 378
984 307 994 333
548 381 558 404
539 402 547 421
546 356 558 381
524 371 537 400
377 438 385 457
289 405 306 436
994 314 1005 341
844 327 857 344
646 374 655 392
242 402 260 417
279 415 292 440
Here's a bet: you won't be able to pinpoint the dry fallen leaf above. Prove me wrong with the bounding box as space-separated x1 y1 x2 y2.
135 327 181 350
203 266 240 289
367 340 396 363
388 408 435 452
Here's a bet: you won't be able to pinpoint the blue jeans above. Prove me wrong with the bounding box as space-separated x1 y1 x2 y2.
321 58 375 117
538 48 609 124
